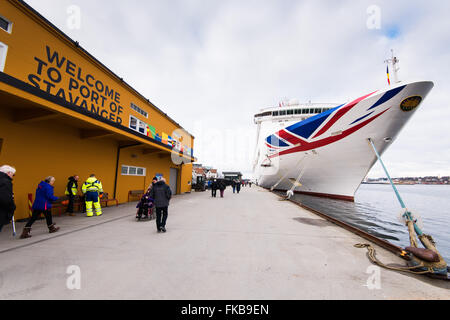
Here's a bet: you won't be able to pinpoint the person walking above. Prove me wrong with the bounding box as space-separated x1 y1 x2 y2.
236 181 241 194
0 165 16 233
211 179 218 198
81 174 103 217
150 177 172 233
232 180 236 194
65 175 79 216
219 179 226 198
20 176 60 239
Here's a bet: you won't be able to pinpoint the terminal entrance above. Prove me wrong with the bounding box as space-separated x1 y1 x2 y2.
169 168 179 195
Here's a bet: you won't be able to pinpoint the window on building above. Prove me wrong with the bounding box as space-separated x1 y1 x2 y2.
0 42 7 72
130 116 138 131
131 103 148 118
273 111 279 116
287 110 293 115
0 16 12 33
280 110 286 116
121 165 146 176
129 115 150 138
138 121 146 134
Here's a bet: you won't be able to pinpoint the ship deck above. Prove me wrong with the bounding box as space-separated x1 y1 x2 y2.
0 187 448 299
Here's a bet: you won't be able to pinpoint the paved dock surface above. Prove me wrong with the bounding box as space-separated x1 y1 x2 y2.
0 187 448 299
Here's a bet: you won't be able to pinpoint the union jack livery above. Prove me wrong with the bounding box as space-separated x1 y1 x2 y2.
253 80 434 201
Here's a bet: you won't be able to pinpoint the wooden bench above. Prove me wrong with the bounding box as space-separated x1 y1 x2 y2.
128 190 144 202
100 193 119 207
28 193 118 217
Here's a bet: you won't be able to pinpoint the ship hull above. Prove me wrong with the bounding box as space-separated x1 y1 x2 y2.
254 81 434 200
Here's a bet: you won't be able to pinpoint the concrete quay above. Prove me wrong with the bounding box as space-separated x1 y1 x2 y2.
0 186 448 300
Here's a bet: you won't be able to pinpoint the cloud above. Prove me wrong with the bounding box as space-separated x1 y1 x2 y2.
24 0 450 178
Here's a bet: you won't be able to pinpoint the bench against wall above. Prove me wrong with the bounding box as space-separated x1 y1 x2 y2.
128 190 144 203
27 193 119 217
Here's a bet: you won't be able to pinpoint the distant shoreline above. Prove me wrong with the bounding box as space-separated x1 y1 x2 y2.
362 182 449 186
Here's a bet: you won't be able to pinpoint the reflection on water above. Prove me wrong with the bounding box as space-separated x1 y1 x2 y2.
283 184 450 263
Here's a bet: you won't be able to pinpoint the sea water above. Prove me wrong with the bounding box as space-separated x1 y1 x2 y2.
290 184 450 264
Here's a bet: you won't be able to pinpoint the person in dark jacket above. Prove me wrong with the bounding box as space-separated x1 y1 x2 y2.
65 175 79 216
236 181 242 194
218 179 226 198
136 177 157 220
211 179 218 198
20 176 60 239
0 165 16 233
149 177 172 233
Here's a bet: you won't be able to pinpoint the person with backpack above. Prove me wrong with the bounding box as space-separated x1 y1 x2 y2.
149 177 172 233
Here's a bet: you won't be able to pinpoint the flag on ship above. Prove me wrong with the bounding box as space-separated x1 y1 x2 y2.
387 66 391 85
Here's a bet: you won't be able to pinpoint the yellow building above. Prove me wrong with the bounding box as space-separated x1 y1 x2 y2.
0 0 195 220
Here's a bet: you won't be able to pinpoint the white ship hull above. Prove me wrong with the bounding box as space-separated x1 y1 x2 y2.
253 81 434 201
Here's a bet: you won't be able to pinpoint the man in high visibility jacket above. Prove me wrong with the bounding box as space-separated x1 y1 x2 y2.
81 174 103 217
65 175 79 216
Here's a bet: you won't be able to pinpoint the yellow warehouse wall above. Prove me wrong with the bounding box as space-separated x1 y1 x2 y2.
180 163 193 194
0 107 192 220
0 0 195 221
0 0 195 155
0 107 115 220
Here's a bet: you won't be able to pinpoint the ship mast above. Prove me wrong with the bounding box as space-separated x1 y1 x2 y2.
385 49 400 85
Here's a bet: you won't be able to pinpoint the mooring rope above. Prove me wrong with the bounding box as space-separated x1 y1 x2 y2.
354 243 434 275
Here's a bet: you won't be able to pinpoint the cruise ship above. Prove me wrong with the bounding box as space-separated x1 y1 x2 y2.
253 57 434 201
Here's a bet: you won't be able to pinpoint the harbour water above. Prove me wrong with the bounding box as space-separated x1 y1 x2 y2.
289 184 450 264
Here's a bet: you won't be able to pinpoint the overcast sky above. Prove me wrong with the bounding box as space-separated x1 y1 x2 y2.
25 0 450 179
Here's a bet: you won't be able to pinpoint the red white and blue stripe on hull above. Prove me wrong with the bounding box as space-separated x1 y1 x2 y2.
255 81 434 201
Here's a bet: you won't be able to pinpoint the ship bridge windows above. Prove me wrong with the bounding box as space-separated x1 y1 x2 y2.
254 111 273 118
255 107 332 119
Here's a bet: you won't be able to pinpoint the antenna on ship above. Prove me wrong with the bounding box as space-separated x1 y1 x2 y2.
384 49 400 85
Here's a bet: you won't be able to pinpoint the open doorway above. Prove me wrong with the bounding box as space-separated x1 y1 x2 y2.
169 168 179 195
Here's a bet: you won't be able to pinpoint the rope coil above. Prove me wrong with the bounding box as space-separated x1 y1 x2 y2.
354 244 433 275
